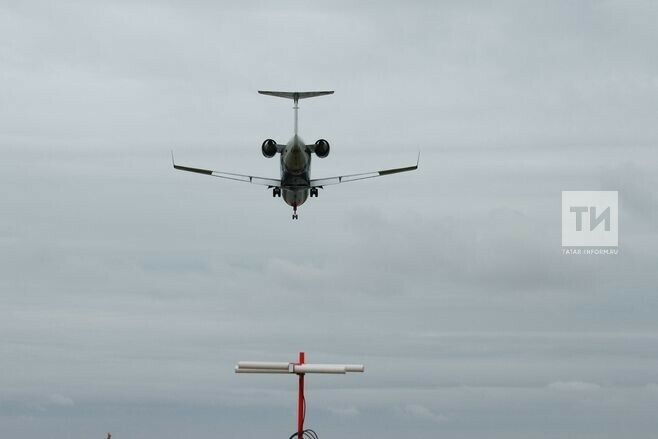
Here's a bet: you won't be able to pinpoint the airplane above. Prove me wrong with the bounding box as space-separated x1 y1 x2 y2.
172 90 419 219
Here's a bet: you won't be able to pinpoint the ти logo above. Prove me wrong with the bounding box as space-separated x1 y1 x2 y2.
562 191 618 247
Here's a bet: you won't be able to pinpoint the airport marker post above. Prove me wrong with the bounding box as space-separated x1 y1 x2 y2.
297 351 305 437
235 352 364 438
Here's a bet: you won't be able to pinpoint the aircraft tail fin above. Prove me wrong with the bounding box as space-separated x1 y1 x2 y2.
258 91 334 100
259 91 333 135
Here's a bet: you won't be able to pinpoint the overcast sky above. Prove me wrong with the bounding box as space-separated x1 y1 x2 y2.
2 1 658 438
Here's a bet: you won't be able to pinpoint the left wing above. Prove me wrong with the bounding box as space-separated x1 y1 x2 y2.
172 152 281 187
310 153 419 187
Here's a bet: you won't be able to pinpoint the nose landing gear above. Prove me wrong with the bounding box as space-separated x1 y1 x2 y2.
292 205 299 220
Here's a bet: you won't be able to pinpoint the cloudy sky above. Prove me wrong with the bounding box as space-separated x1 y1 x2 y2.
2 0 658 438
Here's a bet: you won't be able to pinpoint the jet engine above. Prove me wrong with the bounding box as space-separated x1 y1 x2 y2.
314 139 330 158
262 139 278 158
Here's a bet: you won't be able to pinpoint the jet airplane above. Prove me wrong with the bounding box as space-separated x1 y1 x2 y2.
172 91 418 219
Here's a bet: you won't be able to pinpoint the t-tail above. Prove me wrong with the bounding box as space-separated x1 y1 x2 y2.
258 90 334 135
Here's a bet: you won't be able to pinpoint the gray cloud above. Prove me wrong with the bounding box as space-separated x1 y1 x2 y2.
2 0 658 438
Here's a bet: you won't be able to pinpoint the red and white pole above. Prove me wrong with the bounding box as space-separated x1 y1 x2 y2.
297 351 305 439
234 352 363 438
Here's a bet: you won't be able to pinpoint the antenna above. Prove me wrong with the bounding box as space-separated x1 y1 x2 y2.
235 351 364 438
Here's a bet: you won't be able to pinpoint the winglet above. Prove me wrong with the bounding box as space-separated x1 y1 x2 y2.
417 151 421 168
171 150 175 167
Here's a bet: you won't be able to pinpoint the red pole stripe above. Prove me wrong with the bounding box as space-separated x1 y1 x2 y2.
297 352 305 439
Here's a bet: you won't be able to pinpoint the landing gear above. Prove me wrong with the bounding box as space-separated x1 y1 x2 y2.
272 187 281 197
292 205 299 220
310 187 319 198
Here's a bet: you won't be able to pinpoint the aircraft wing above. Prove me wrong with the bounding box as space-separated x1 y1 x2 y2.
172 152 281 187
310 153 419 187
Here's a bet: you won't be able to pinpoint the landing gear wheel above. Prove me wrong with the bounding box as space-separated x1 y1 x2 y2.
310 187 318 198
273 188 281 197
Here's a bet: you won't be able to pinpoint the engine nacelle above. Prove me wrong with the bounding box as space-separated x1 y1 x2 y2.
262 139 277 158
314 139 330 158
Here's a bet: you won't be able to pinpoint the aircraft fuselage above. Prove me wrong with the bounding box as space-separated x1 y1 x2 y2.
280 134 310 209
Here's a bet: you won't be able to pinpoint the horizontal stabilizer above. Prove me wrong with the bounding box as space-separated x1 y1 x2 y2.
258 90 334 100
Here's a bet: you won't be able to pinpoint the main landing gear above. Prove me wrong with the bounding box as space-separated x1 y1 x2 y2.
292 205 299 220
272 187 281 197
310 187 319 197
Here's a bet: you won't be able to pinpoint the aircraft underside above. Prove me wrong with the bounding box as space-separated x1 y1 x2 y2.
278 171 311 219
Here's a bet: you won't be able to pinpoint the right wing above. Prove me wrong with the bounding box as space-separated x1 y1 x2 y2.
172 152 281 187
310 153 419 187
